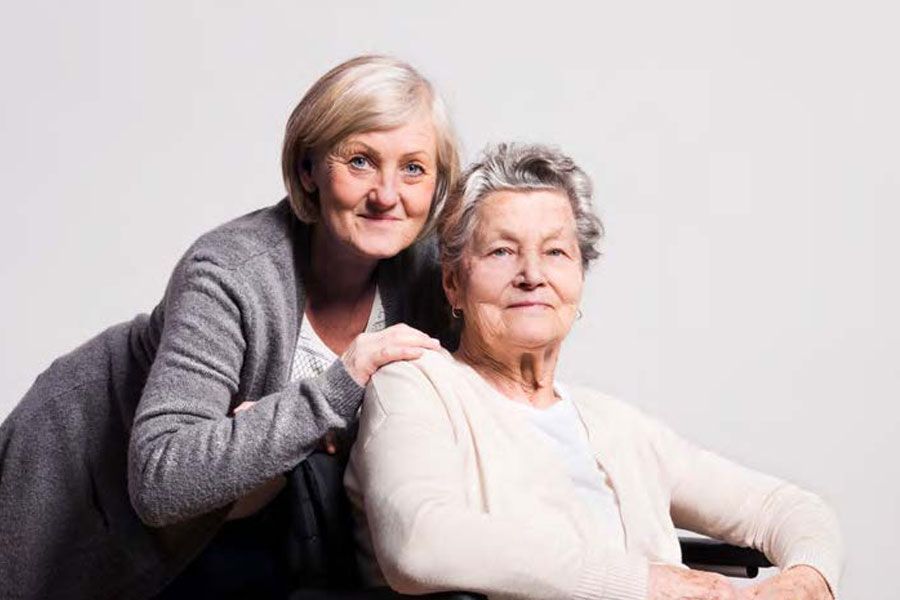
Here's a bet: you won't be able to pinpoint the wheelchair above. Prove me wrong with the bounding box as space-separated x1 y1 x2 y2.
282 452 772 600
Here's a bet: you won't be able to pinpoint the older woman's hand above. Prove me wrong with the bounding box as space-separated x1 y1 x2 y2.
341 323 441 387
648 565 742 599
743 565 833 600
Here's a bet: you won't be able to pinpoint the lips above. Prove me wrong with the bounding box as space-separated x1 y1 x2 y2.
506 302 553 309
358 214 402 221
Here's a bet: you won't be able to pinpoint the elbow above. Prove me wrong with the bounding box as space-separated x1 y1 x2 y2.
777 487 844 592
128 480 173 528
127 465 172 528
763 484 843 560
379 543 444 595
374 515 450 594
127 439 184 528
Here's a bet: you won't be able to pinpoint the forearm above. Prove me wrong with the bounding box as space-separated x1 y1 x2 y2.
681 469 842 592
371 499 647 600
662 424 843 594
129 360 361 526
755 485 843 596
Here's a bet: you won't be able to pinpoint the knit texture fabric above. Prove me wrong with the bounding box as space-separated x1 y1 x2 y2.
345 349 843 599
0 199 450 600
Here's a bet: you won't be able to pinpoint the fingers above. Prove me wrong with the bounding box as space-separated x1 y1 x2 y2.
380 323 441 349
323 431 338 455
376 344 428 363
341 325 442 386
231 400 257 415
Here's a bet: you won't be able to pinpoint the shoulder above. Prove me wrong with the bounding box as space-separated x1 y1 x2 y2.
356 350 458 445
181 198 300 273
367 349 458 415
370 348 457 394
565 384 662 436
163 199 305 305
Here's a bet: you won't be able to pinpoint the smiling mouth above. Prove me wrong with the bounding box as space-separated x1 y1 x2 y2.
359 214 402 221
507 302 552 309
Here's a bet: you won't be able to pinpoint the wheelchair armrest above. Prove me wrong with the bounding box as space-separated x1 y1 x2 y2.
412 594 486 600
290 539 770 600
289 588 485 600
679 536 773 578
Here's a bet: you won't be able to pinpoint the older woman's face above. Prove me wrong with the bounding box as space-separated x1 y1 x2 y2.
302 111 438 260
448 190 584 352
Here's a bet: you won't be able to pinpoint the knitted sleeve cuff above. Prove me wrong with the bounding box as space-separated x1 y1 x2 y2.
783 547 842 599
571 549 649 600
315 360 365 420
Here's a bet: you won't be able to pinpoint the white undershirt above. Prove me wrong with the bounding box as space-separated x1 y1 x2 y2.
289 286 385 382
506 387 627 550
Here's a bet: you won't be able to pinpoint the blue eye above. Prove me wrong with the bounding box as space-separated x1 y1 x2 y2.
490 247 512 257
403 163 425 176
547 248 565 257
348 156 370 169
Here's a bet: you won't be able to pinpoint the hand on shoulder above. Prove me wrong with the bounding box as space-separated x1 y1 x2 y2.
341 323 441 386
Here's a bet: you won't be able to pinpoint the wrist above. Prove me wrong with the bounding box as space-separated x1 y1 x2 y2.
787 565 833 599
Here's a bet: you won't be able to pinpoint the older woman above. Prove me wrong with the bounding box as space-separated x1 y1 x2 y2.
0 55 458 599
344 143 842 600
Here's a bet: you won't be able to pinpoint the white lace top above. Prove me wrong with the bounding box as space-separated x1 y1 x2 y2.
289 286 386 382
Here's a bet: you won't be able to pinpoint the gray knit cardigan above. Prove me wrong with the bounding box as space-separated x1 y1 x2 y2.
0 199 449 599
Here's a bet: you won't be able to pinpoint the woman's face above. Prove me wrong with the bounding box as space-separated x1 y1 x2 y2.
301 111 438 260
446 190 584 352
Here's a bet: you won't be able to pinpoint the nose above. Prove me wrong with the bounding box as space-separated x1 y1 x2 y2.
516 252 546 289
367 170 400 212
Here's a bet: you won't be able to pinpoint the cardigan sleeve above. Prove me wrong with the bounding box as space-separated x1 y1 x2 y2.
349 360 649 600
650 415 844 595
128 254 363 528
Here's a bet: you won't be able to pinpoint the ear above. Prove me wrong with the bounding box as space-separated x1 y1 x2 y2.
442 265 461 310
298 156 316 194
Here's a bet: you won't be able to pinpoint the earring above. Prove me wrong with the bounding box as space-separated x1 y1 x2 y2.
576 308 583 320
451 307 463 319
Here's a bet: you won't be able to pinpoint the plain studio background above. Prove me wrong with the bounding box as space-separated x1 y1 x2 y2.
1 1 897 597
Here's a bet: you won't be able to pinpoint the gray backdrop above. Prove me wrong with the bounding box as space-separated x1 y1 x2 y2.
1 1 897 597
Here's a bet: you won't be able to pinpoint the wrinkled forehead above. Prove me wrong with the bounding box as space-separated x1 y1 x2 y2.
470 189 577 244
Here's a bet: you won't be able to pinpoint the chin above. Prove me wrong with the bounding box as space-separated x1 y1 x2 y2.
354 240 411 260
505 328 561 350
351 228 421 260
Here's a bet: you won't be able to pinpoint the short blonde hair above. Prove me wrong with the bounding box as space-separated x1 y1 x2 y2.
439 143 603 275
281 55 459 233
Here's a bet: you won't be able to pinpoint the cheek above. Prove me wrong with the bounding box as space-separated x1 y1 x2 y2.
552 266 584 306
564 280 584 306
323 171 367 212
457 270 507 330
463 263 512 304
405 180 437 218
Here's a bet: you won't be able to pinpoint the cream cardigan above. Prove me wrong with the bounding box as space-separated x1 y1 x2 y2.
344 350 842 599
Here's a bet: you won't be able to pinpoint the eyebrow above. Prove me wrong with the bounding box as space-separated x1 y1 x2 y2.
333 140 433 163
482 226 570 243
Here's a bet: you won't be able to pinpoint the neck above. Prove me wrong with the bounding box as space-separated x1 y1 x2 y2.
456 332 561 409
308 224 378 303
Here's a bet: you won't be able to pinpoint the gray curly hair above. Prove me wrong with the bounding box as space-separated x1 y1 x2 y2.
438 143 603 276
